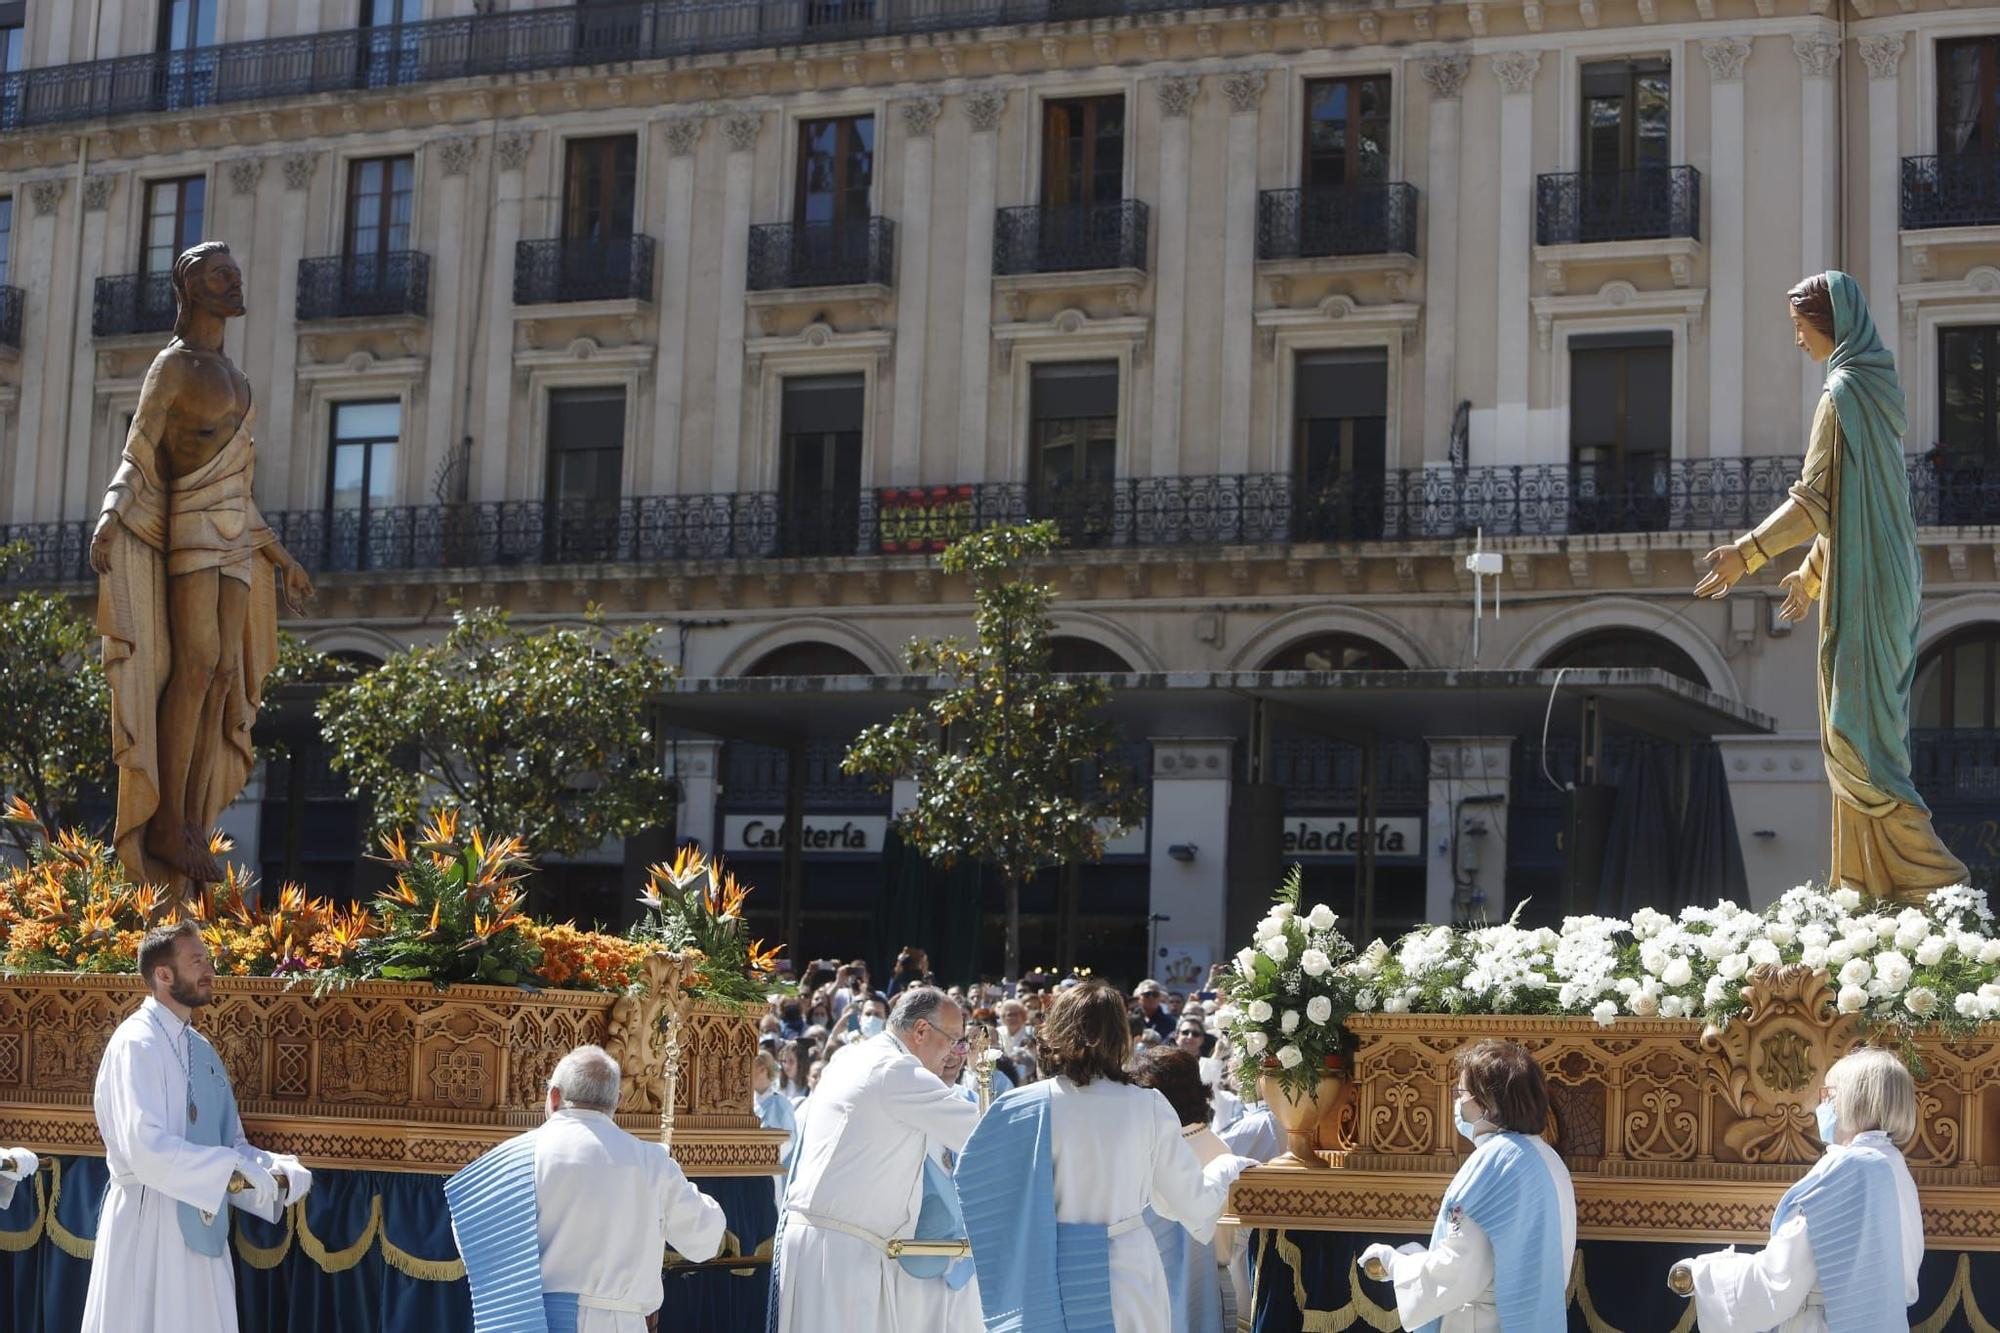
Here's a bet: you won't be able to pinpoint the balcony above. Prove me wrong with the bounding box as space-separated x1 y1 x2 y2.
92 273 176 339
0 287 21 351
296 252 431 322
994 202 1149 277
747 219 895 292
513 236 654 306
1536 166 1701 246
1901 153 2000 236
1256 184 1420 263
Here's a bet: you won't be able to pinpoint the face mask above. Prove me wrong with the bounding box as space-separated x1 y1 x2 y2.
860 1015 885 1037
1454 1096 1484 1142
1815 1098 1839 1145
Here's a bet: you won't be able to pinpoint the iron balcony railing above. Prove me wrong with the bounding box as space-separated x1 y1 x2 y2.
994 201 1150 276
1256 183 1421 262
92 273 177 338
296 251 431 321
513 235 655 305
1901 153 2000 230
0 287 21 350
747 218 895 291
1536 165 1702 246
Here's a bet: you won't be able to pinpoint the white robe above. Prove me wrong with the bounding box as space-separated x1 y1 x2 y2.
0 1149 36 1209
81 998 306 1333
1047 1078 1257 1333
773 1031 980 1332
1683 1131 1923 1333
1382 1132 1576 1333
528 1107 726 1333
1218 1108 1281 1321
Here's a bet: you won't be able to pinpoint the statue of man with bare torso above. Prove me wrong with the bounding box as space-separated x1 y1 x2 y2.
89 242 314 894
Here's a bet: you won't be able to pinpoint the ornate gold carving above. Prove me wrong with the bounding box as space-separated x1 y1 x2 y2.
1755 1030 1814 1093
1702 966 1861 1164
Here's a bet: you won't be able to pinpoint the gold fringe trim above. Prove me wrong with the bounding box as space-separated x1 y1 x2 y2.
233 1205 294 1270
380 1225 467 1282
1272 1229 1400 1332
1914 1254 2000 1333
44 1160 93 1261
0 1172 45 1252
1568 1251 1696 1333
295 1194 382 1273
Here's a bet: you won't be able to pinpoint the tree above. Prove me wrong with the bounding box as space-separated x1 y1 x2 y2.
316 607 677 862
843 522 1145 981
0 542 112 853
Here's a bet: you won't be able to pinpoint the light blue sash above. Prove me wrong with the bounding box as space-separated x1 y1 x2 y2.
175 1028 236 1258
1414 1133 1565 1333
1769 1145 1906 1333
445 1133 556 1333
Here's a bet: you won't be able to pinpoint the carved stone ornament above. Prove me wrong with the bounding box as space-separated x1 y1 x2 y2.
226 157 263 197
964 88 1006 133
1156 75 1200 118
723 112 763 153
495 130 534 172
1420 54 1472 101
663 116 704 157
281 152 317 191
1792 32 1840 80
1491 51 1541 96
28 177 65 215
1857 33 1905 81
897 95 943 138
436 135 479 177
82 174 116 212
1701 36 1753 82
1701 965 1864 1164
1221 69 1266 116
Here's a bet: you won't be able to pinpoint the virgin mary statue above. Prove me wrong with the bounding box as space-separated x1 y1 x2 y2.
1696 271 1966 900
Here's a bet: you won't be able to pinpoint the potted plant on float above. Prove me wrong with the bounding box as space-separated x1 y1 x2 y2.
1220 867 1357 1168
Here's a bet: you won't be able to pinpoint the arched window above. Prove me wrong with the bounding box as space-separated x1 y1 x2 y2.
1915 626 2000 731
1539 629 1705 687
1263 633 1406 671
744 642 874 677
1048 636 1132 673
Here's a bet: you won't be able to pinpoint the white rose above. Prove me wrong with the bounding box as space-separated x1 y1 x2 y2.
1916 936 1949 967
1826 939 1856 967
1307 903 1337 931
1896 924 1929 952
1300 948 1332 978
1306 995 1334 1025
1956 993 1984 1020
1980 940 2000 966
1873 951 1911 994
1640 945 1669 977
1243 1031 1270 1057
1703 976 1730 1008
1746 940 1782 969
1261 935 1290 964
1839 958 1873 988
1873 917 1900 943
1765 922 1797 948
1831 887 1863 913
1718 954 1750 981
1382 994 1410 1014
1837 985 1867 1014
1271 904 1295 920
1236 947 1257 977
1662 957 1694 988
1247 999 1273 1024
1660 995 1687 1019
1591 1000 1618 1028
1699 933 1733 962
1800 946 1828 971
1280 1010 1300 1035
1254 916 1282 942
1798 924 1831 949
1276 1044 1303 1070
1905 987 1940 1019
1628 991 1660 1018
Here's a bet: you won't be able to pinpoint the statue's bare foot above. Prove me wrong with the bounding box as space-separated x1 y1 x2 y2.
178 826 224 884
145 822 223 883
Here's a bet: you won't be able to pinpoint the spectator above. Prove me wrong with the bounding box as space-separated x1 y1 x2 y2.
888 947 931 997
779 998 807 1040
996 999 1035 1061
1130 1046 1231 1333
1134 980 1177 1040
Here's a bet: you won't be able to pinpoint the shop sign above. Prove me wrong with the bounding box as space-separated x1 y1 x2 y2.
1281 816 1423 860
723 814 888 856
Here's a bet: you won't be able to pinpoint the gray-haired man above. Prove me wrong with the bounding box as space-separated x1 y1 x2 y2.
446 1045 725 1333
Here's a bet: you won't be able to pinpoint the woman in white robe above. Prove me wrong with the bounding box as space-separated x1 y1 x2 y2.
1675 1048 1924 1332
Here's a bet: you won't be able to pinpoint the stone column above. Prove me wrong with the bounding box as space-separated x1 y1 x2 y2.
1419 56 1469 466
672 740 726 853
1424 737 1513 924
890 97 941 487
265 153 315 507
224 157 266 410
710 112 763 496
1147 739 1235 963
1218 71 1264 475
61 174 115 519
956 89 1006 482
1150 76 1199 477
1492 53 1540 463
1795 33 1842 436
1859 35 1906 370
423 136 477 500
654 116 703 495
8 178 62 523
1715 734 1828 909
478 131 531 503
1703 37 1751 457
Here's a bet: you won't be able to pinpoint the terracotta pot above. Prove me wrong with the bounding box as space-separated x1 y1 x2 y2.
1257 1056 1349 1169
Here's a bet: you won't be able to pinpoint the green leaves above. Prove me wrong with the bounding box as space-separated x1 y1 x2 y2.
0 543 112 851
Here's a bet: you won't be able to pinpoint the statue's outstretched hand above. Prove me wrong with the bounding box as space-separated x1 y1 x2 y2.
89 517 118 575
1694 544 1745 599
1778 571 1813 622
279 558 315 615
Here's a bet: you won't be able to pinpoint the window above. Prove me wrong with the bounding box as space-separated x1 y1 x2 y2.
545 386 626 561
1264 634 1406 671
359 0 425 88
745 643 874 676
1303 77 1391 191
1580 59 1670 175
157 0 217 51
1293 350 1388 541
1049 638 1133 673
1 1 23 74
1041 97 1124 208
795 116 873 228
143 176 206 279
1540 629 1703 685
1030 362 1119 546
1940 38 2000 155
1941 326 1999 461
342 156 415 290
327 401 400 571
0 195 12 287
1569 332 1671 532
1916 628 2000 731
563 135 637 244
779 375 865 557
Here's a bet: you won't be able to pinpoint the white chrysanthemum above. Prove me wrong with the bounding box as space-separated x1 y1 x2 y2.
1299 948 1332 978
1905 987 1940 1019
1839 957 1873 988
1703 976 1730 1008
1306 995 1334 1025
1382 994 1410 1015
1836 985 1867 1013
1261 935 1290 964
1307 903 1337 931
1280 1009 1300 1035
1591 1000 1618 1028
1354 989 1378 1012
1276 1044 1303 1069
1243 1031 1269 1057
1662 956 1694 988
1980 940 2000 966
1916 935 1949 967
1246 999 1273 1024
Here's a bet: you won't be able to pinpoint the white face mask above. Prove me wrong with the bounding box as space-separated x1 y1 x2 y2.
1453 1095 1484 1140
860 1015 885 1037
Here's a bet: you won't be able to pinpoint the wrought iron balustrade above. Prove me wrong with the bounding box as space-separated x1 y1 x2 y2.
1536 165 1701 245
513 236 655 305
92 273 177 338
0 287 21 350
1913 729 2000 803
1256 183 1421 262
1901 153 2000 230
747 219 895 291
296 252 431 321
994 201 1150 276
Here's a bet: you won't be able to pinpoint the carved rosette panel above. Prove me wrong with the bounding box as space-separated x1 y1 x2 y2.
1617 1044 1701 1163
1701 966 1863 1164
1353 1040 1445 1156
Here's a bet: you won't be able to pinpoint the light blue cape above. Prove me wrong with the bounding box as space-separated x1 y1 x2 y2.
1769 1144 1907 1333
1414 1132 1566 1333
444 1132 579 1333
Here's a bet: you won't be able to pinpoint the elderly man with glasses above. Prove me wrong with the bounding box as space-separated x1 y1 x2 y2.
771 985 981 1332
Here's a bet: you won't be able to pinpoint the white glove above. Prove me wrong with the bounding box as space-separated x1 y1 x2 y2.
0 1148 36 1180
1359 1242 1399 1277
235 1156 280 1214
273 1156 313 1205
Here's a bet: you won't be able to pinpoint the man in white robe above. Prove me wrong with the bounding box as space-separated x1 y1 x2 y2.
448 1044 725 1333
82 921 312 1333
0 1150 38 1208
772 985 980 1332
